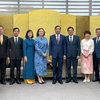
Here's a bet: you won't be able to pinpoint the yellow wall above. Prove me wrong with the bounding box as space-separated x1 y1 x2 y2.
60 14 76 36
90 16 100 38
29 9 60 40
13 14 29 39
0 10 100 39
76 16 90 40
0 15 13 37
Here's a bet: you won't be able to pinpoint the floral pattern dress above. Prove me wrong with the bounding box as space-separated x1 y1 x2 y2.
34 36 48 76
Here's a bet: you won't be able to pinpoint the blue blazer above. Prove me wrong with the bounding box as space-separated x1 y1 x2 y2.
49 34 66 58
93 37 100 58
65 35 80 58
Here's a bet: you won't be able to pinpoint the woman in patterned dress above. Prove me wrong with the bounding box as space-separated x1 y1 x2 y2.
34 28 48 84
81 31 94 83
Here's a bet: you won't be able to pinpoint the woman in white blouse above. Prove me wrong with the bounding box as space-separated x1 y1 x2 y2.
81 31 94 82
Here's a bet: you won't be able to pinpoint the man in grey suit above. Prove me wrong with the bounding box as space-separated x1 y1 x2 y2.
65 27 80 83
7 27 23 85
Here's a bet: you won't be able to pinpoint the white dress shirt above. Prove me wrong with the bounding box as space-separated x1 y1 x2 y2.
69 35 73 42
14 36 18 43
96 37 100 43
0 35 3 44
81 39 94 54
55 34 60 40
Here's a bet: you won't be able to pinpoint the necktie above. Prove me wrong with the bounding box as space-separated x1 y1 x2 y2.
97 37 99 44
70 36 73 42
0 35 2 45
15 37 17 43
57 34 60 44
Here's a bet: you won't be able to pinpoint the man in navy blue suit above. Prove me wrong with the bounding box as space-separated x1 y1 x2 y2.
93 28 100 83
65 27 80 83
49 25 66 84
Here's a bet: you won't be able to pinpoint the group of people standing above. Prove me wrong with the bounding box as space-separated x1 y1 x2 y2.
0 25 100 85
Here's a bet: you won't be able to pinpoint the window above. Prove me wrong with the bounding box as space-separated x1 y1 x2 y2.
92 0 100 15
0 0 100 16
68 0 90 16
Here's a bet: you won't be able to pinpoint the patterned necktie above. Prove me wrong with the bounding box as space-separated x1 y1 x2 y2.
70 36 73 42
57 34 60 44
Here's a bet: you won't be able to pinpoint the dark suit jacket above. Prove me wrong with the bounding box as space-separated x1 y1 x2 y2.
93 37 100 58
0 35 8 59
49 34 66 58
65 35 80 58
7 37 23 60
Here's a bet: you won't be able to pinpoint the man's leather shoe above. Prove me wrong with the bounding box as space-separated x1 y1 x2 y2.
16 80 21 84
92 79 99 82
9 80 15 85
52 80 57 84
65 79 71 83
73 79 78 83
58 80 63 84
1 81 6 85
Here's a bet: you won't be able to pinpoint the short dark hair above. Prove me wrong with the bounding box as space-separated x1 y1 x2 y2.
67 27 74 31
13 27 20 32
55 25 61 30
0 25 4 29
96 28 100 31
25 30 34 38
84 30 91 36
37 28 45 37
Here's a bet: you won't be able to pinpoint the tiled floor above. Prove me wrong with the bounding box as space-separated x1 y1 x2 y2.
0 80 100 100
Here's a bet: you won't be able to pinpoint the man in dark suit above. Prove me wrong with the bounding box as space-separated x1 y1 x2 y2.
49 25 66 84
65 27 80 83
7 27 23 85
93 28 100 83
0 25 8 85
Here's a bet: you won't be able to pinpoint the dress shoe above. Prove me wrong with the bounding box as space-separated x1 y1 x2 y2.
9 80 15 85
83 79 87 83
52 80 57 84
87 79 90 83
92 79 99 82
65 79 71 83
73 79 78 83
42 81 46 84
99 81 100 84
16 80 21 84
1 81 6 85
58 80 63 84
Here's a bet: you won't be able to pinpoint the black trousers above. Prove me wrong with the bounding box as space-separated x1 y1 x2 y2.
0 58 6 82
52 56 63 81
10 59 21 81
66 57 78 80
93 56 100 80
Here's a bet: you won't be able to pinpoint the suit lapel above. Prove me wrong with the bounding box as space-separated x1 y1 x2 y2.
53 34 57 44
59 34 62 44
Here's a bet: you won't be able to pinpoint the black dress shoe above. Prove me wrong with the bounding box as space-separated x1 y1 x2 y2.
52 80 57 84
99 81 100 83
16 80 21 84
73 79 78 83
58 80 63 84
92 79 99 82
1 81 6 85
9 80 15 85
42 81 46 84
65 79 71 83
